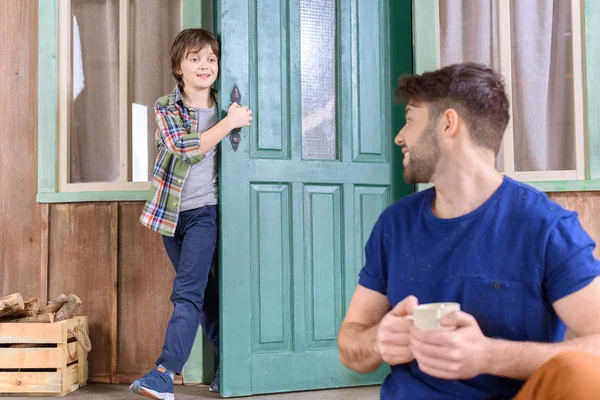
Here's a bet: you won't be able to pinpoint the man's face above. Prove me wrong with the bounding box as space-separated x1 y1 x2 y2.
394 102 441 184
178 45 219 91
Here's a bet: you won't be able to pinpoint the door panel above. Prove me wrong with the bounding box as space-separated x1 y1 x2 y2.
218 0 412 396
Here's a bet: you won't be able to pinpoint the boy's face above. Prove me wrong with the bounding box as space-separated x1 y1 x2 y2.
178 45 218 91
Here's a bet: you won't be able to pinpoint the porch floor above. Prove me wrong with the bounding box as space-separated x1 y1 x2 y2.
0 384 380 400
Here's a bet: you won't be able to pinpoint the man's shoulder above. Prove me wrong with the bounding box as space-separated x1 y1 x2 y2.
374 189 431 229
501 177 576 224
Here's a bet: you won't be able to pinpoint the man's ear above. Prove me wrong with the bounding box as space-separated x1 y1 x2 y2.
442 108 460 138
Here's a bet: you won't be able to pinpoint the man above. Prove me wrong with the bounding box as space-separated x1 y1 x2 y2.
337 62 600 399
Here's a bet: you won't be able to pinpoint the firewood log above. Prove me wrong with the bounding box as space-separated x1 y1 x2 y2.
0 298 39 321
55 294 82 322
11 312 54 323
40 294 68 314
0 293 24 318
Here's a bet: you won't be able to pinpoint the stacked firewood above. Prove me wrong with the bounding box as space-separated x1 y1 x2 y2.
0 293 82 323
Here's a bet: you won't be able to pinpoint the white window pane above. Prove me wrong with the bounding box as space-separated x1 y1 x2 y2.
130 0 180 182
70 0 120 183
300 0 337 160
510 0 575 172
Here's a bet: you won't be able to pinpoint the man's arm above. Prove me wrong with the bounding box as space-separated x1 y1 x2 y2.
486 277 600 380
410 278 600 381
338 285 390 373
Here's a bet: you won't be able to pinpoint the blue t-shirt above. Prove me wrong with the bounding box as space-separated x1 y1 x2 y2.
358 177 600 400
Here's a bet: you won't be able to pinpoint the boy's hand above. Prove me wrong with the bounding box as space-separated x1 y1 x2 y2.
226 102 253 130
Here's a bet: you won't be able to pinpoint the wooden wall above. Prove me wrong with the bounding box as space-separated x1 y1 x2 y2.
46 203 174 382
2 0 600 386
0 0 42 301
549 192 600 259
1 1 175 384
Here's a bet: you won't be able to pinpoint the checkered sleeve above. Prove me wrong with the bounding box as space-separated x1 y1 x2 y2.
154 102 204 165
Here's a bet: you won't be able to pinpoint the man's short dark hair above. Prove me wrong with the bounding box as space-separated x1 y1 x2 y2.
395 62 510 154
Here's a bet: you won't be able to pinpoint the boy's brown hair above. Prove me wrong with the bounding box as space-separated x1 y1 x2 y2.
170 28 220 88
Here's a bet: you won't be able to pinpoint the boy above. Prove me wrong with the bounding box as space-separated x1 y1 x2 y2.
134 29 252 399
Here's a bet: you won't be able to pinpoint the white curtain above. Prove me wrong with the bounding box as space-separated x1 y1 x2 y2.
71 0 180 183
439 0 575 172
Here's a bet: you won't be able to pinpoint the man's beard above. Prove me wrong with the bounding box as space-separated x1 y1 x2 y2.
403 123 441 184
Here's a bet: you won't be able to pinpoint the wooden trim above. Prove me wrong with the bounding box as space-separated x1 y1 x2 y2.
435 0 440 67
119 0 130 182
180 0 206 385
40 203 50 306
412 0 438 193
506 170 579 182
61 181 151 192
182 0 203 29
498 0 515 174
38 0 58 195
572 0 587 180
110 202 119 379
37 189 150 203
57 0 71 191
585 0 600 178
412 0 438 74
527 179 600 192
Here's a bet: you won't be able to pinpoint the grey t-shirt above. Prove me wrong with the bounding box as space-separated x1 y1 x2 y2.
180 104 219 211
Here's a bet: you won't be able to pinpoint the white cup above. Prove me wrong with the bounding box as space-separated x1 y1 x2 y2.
407 302 461 331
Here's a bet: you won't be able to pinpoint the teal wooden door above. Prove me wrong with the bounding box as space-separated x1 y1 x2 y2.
217 0 413 396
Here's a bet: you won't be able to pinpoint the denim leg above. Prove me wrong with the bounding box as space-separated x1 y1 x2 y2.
200 260 220 356
156 206 218 374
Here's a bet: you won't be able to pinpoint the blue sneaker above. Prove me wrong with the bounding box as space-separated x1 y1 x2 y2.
130 366 174 400
209 366 220 393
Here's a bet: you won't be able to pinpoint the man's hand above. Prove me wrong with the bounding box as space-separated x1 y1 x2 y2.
376 295 419 366
410 311 492 380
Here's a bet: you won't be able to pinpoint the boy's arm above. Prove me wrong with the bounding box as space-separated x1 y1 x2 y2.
155 102 248 162
155 102 205 164
197 118 235 154
197 102 251 154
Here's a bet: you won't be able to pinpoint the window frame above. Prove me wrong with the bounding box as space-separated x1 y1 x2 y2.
413 0 600 192
37 0 204 203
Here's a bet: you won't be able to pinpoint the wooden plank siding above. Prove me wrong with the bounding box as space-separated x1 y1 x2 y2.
48 204 116 380
0 0 42 299
45 203 174 383
549 193 600 259
117 202 175 381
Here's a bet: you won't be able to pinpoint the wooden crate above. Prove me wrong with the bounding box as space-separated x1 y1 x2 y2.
0 316 89 397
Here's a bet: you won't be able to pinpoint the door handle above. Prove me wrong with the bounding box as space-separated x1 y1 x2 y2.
229 84 241 152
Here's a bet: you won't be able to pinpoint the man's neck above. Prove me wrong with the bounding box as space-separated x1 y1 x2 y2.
430 157 504 219
183 87 213 109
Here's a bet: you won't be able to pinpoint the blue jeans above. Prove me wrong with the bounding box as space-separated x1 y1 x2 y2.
156 205 220 374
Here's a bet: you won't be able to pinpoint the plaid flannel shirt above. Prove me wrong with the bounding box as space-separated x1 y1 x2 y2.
140 85 208 236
